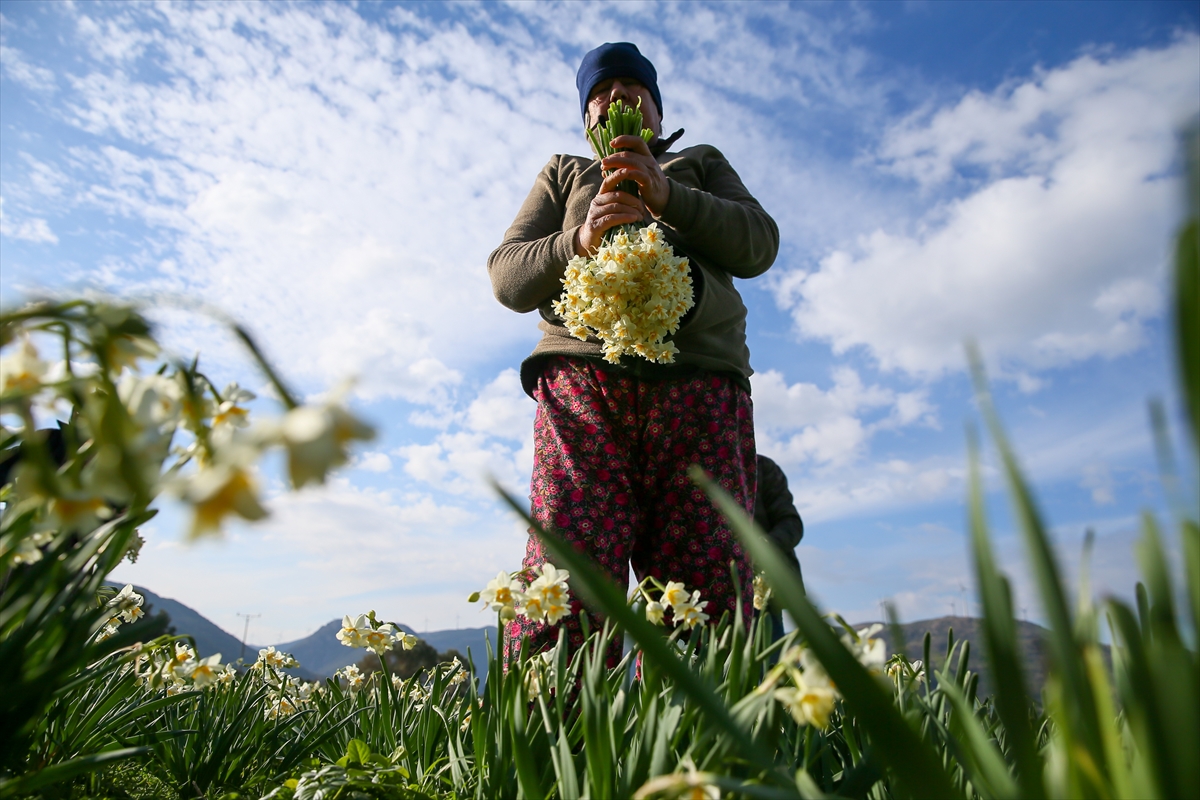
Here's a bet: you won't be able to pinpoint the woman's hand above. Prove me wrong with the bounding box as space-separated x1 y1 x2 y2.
601 134 670 215
574 171 647 255
574 135 671 256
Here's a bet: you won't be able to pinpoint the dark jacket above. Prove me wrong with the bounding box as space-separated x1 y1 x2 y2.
753 455 803 573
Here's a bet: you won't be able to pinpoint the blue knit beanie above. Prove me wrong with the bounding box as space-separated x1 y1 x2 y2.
576 42 662 122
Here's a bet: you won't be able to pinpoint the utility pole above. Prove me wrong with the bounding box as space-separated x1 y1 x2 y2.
959 583 968 619
236 613 260 663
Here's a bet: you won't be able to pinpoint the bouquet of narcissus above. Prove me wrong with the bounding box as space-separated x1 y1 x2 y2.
553 99 694 364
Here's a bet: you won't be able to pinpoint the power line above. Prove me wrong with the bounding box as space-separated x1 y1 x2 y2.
236 613 260 663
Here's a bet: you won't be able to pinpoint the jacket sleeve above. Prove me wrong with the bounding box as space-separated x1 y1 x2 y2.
487 156 581 313
759 458 804 551
656 146 779 279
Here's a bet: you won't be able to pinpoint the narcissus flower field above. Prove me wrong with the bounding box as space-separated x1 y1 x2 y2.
0 138 1196 799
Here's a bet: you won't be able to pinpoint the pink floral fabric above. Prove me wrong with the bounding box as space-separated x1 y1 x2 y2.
504 356 757 666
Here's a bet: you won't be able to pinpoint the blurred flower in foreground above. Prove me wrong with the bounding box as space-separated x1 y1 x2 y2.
176 447 268 540
213 383 255 430
774 676 838 730
8 530 54 565
842 623 887 675
752 573 771 611
272 394 375 488
0 335 47 394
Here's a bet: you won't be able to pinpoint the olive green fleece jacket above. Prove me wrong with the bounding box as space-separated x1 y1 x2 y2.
488 144 779 397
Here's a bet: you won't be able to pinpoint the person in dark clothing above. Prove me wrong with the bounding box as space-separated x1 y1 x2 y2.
752 454 804 639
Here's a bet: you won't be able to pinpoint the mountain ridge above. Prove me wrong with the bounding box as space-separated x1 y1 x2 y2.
114 583 496 679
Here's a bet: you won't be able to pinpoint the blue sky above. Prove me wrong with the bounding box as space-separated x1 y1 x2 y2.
2 1 1197 644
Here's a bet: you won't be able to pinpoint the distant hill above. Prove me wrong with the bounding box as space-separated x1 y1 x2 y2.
862 615 1106 699
112 583 495 680
114 583 251 663
276 619 497 679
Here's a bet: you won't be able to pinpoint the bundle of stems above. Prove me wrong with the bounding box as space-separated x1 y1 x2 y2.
585 98 655 242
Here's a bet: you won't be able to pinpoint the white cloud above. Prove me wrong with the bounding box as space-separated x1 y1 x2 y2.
0 197 57 244
0 44 56 91
752 367 935 468
397 368 535 496
775 37 1200 379
354 451 393 473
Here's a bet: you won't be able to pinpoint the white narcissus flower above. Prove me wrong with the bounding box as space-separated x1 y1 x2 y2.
645 600 665 625
522 563 571 625
479 571 524 619
108 584 145 624
216 664 237 686
0 336 48 394
362 623 398 656
274 396 376 489
173 643 197 665
799 648 834 690
397 632 418 650
661 581 690 611
256 646 298 669
675 591 710 630
336 614 371 648
294 681 319 703
96 621 120 642
265 691 298 719
338 664 366 693
188 654 224 689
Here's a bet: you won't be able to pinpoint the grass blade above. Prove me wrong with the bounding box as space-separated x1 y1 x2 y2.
689 468 960 800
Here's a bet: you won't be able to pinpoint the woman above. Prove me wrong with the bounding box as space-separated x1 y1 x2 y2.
488 42 779 662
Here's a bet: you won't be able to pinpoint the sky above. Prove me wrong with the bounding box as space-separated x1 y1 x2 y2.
2 0 1197 645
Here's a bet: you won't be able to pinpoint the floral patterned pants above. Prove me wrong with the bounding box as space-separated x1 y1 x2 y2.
504 356 757 666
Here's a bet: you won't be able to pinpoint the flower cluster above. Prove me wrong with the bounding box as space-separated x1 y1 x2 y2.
247 645 323 718
254 645 300 671
0 300 375 569
639 578 710 630
472 563 572 624
134 641 235 695
335 612 419 656
95 583 146 642
759 622 890 730
553 224 693 365
337 664 367 694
